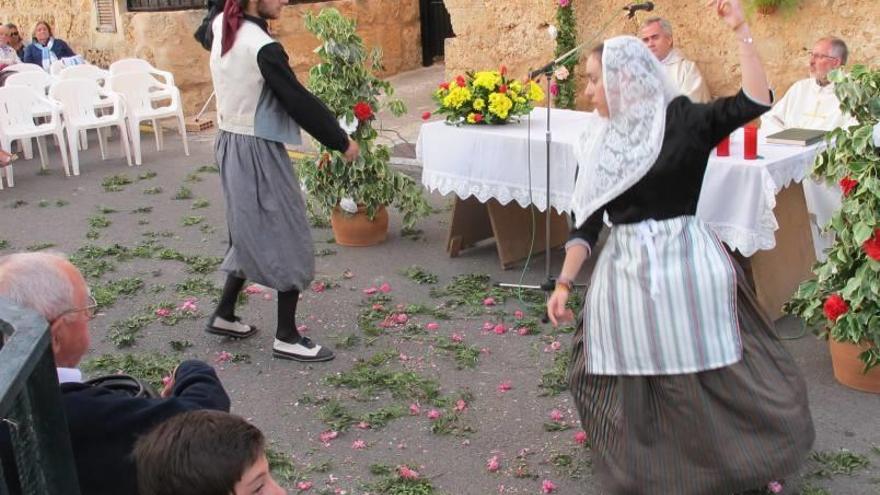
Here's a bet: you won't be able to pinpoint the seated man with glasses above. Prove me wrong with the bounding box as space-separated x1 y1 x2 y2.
760 36 857 262
0 252 231 495
3 23 25 60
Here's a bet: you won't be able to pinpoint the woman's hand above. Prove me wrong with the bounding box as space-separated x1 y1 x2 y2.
547 288 574 327
343 138 360 162
707 0 746 30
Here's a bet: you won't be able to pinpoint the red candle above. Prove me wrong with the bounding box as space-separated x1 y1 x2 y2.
716 136 730 156
744 124 758 160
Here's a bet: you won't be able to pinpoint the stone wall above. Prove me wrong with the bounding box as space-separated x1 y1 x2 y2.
1 0 422 114
444 0 880 109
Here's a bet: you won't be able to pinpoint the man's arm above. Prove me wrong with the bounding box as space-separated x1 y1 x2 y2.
257 42 350 153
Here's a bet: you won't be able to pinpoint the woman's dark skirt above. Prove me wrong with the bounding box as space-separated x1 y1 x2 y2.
567 263 815 494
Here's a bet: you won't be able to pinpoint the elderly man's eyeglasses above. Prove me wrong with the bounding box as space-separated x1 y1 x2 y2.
55 295 99 322
808 52 839 62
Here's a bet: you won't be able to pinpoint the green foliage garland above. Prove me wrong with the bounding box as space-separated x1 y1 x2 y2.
553 0 578 110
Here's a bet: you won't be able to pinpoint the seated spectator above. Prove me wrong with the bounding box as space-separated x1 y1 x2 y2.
0 25 20 69
134 410 286 495
22 21 75 71
0 252 230 495
4 23 25 59
640 16 711 103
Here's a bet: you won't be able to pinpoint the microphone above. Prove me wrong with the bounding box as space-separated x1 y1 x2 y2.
624 1 655 18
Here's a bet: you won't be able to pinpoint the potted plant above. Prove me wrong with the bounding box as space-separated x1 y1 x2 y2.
785 65 880 394
298 8 430 246
744 0 801 15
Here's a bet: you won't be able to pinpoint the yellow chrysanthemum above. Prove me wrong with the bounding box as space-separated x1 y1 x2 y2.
443 86 472 109
488 92 513 119
467 113 477 124
510 80 523 94
473 71 502 91
473 98 486 111
527 81 545 102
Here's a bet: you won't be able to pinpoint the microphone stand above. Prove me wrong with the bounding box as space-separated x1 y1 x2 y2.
495 3 640 319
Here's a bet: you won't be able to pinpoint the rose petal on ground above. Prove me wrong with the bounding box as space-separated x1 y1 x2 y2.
497 381 512 392
486 455 501 472
574 430 588 445
427 409 441 420
542 479 557 493
483 297 496 306
379 282 392 293
426 322 440 331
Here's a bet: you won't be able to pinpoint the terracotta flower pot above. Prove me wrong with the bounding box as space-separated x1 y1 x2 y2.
330 204 388 247
828 339 880 394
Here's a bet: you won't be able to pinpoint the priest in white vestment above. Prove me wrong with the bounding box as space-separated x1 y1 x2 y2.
640 17 711 103
761 36 857 261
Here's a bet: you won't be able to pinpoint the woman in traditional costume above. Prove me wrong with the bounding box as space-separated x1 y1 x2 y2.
547 0 814 492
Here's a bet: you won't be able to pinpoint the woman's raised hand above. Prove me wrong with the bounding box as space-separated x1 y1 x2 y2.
707 0 746 30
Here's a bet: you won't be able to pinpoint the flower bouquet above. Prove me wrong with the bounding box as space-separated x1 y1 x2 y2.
428 68 545 125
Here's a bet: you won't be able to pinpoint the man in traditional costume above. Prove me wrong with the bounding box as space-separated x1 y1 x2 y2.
548 1 814 492
762 36 856 260
640 17 711 103
195 0 359 362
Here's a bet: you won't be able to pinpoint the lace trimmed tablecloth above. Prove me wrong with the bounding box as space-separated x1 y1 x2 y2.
418 111 825 257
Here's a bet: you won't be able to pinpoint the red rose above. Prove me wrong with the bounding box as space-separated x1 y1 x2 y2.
839 176 858 197
473 113 484 123
823 294 849 322
421 111 431 121
438 82 449 90
863 228 880 261
353 101 373 121
455 75 467 87
498 84 508 94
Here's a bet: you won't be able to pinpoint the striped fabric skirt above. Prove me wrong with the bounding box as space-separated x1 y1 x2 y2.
567 258 815 494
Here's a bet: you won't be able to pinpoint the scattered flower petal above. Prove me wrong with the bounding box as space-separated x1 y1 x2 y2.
356 421 371 429
767 481 783 494
155 307 171 317
395 313 409 324
483 297 496 306
514 310 524 319
574 430 588 445
426 322 440 331
542 479 557 493
397 465 420 480
427 409 442 420
451 333 464 343
549 409 564 422
493 324 507 335
351 439 367 450
422 111 432 120
372 303 384 311
319 430 338 444
244 284 264 294
161 375 172 387
342 269 354 279
454 399 468 413
312 281 326 293
486 455 501 472
363 287 378 295
482 321 495 331
409 403 422 415
517 327 529 336
497 381 512 392
215 351 233 364
296 481 314 491
297 324 309 333
379 282 392 293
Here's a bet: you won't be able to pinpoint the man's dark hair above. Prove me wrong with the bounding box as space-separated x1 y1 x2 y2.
134 410 265 495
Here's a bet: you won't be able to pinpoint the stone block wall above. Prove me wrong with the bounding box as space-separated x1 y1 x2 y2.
1 0 422 114
444 0 880 110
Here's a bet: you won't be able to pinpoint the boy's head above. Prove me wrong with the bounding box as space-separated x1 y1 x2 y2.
134 410 286 495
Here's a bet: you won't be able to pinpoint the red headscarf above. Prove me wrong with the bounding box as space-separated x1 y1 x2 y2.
221 0 245 56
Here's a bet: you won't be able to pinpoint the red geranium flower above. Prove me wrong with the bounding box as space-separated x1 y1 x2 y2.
839 176 858 197
473 113 484 123
421 111 431 121
455 75 467 87
823 294 849 322
498 84 508 94
353 101 373 121
438 82 449 90
863 228 880 261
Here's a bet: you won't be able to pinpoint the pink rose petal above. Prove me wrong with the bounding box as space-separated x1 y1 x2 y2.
214 351 233 364
542 479 557 493
482 321 494 331
297 481 314 491
319 430 338 444
162 375 172 387
426 322 440 331
363 287 378 295
427 409 441 420
397 465 420 480
486 455 501 472
244 284 264 294
312 281 326 293
549 409 564 422
493 324 506 335
517 327 529 336
451 333 464 343
767 481 783 494
497 381 512 392
514 309 524 319
351 439 367 450
379 282 392 293
356 421 371 429
155 307 171 317
574 430 588 445
371 303 384 311
297 324 309 333
454 399 467 413
483 297 496 306
395 313 409 324
409 403 422 415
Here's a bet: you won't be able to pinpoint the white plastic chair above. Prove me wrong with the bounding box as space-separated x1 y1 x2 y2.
0 85 70 188
5 70 54 94
109 71 188 166
57 64 110 88
49 59 65 76
2 63 43 73
50 78 132 175
109 58 176 88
